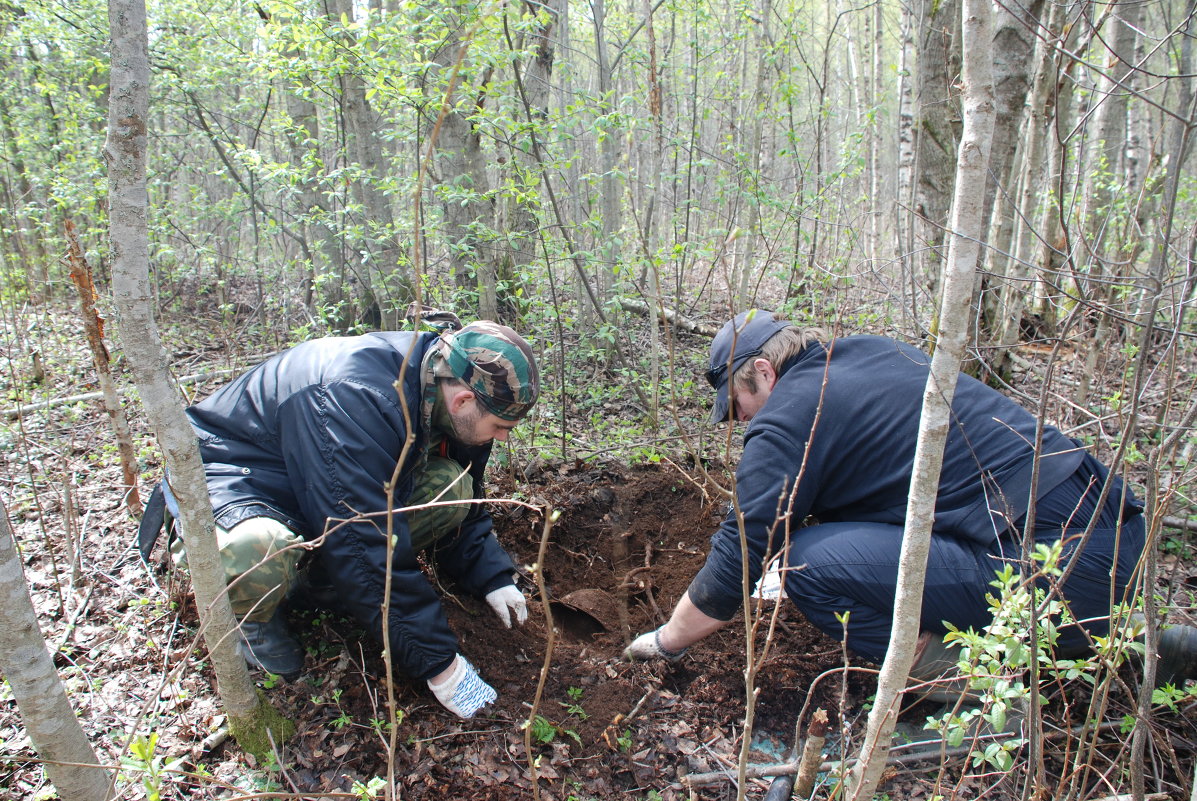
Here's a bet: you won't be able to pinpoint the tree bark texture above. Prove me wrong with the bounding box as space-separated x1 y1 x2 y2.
977 0 1043 342
912 0 963 312
849 0 994 794
65 220 142 518
104 0 261 719
0 498 112 801
495 0 563 322
279 43 348 315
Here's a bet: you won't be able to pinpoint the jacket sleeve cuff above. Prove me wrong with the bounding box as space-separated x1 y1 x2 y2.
420 654 457 683
686 564 741 622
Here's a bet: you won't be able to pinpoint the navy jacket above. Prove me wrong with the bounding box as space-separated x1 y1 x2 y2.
186 332 516 679
689 336 1085 621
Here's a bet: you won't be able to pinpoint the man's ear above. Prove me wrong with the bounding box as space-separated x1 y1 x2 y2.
445 385 477 414
751 357 777 388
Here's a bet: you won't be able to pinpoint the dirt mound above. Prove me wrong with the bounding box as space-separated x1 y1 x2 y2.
259 462 866 799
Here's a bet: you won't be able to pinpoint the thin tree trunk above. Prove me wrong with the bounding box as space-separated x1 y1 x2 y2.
0 497 112 801
65 220 142 518
977 0 1043 345
1074 0 1142 404
495 0 563 323
104 0 285 749
329 0 406 327
913 0 963 316
894 0 916 329
276 28 347 317
848 0 994 794
993 0 1066 372
426 1 496 318
1129 4 1195 794
593 0 620 313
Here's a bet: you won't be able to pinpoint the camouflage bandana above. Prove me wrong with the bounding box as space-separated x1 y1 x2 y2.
406 302 462 334
424 321 539 422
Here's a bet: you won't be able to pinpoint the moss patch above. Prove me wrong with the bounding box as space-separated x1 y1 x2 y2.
227 689 296 763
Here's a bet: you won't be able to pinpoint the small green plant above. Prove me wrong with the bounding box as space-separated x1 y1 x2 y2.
119 732 165 801
922 542 1085 764
1150 682 1197 713
529 715 557 745
560 686 589 720
526 714 582 746
352 776 387 799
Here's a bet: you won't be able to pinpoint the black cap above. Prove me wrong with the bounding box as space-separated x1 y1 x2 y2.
706 310 791 423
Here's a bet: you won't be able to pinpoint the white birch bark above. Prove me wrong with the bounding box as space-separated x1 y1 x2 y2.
894 0 916 325
104 0 260 719
0 498 112 801
912 0 962 308
848 0 994 794
994 0 1063 368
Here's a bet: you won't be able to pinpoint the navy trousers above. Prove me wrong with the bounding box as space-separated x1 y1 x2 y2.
783 458 1146 663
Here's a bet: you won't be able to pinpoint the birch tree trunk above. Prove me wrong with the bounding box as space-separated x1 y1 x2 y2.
912 0 962 314
894 0 917 328
0 497 112 801
847 0 994 794
977 0 1043 344
104 0 290 755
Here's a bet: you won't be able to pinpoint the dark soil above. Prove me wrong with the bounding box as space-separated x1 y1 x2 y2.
245 463 874 800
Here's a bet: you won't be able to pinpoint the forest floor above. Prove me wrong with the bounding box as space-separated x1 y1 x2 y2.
2 321 1196 800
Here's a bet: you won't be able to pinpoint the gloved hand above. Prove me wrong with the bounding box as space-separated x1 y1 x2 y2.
485 584 528 628
624 626 688 662
428 656 497 718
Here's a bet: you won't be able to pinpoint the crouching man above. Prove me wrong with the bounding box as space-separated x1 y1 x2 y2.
141 317 539 718
629 310 1196 691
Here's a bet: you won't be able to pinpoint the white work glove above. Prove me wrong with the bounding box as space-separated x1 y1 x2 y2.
485 583 528 628
428 656 497 719
624 626 688 662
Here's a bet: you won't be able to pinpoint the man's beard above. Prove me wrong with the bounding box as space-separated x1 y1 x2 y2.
447 402 487 446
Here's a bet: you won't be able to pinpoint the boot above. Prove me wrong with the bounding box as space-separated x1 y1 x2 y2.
907 632 977 705
1125 614 1197 688
1153 622 1197 688
237 608 304 680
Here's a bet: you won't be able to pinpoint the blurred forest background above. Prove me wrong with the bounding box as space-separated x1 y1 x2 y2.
1 0 1196 796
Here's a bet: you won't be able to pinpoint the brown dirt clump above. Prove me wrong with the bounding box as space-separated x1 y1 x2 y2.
246 462 871 800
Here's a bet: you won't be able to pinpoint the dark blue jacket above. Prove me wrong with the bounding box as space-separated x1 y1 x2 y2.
689 336 1086 620
186 332 516 679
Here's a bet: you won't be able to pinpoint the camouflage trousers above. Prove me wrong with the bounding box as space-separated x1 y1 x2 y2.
172 456 474 622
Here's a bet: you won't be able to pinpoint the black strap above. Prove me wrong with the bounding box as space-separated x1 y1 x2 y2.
137 482 166 563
